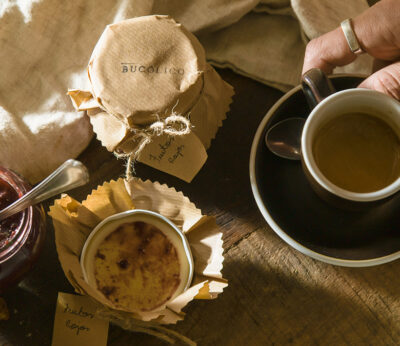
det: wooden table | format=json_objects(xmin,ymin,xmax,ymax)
[{"xmin": 1, "ymin": 69, "xmax": 399, "ymax": 346}]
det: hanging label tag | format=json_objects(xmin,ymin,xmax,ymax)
[
  {"xmin": 139, "ymin": 132, "xmax": 207, "ymax": 183},
  {"xmin": 52, "ymin": 292, "xmax": 109, "ymax": 346}
]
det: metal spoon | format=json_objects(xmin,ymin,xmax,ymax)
[
  {"xmin": 0, "ymin": 159, "xmax": 89, "ymax": 221},
  {"xmin": 265, "ymin": 69, "xmax": 336, "ymax": 160},
  {"xmin": 265, "ymin": 117, "xmax": 305, "ymax": 160}
]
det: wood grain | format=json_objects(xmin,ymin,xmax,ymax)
[{"xmin": 1, "ymin": 69, "xmax": 399, "ymax": 346}]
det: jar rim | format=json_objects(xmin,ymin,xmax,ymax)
[{"xmin": 0, "ymin": 168, "xmax": 32, "ymax": 263}]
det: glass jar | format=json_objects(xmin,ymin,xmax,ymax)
[{"xmin": 0, "ymin": 167, "xmax": 46, "ymax": 293}]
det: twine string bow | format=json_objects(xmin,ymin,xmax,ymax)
[{"xmin": 114, "ymin": 113, "xmax": 191, "ymax": 179}]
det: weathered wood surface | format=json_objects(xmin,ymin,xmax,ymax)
[{"xmin": 1, "ymin": 69, "xmax": 400, "ymax": 346}]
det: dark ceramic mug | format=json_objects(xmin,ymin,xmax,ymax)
[{"xmin": 301, "ymin": 69, "xmax": 400, "ymax": 208}]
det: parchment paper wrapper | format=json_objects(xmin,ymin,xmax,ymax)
[
  {"xmin": 48, "ymin": 178, "xmax": 227, "ymax": 325},
  {"xmin": 68, "ymin": 15, "xmax": 234, "ymax": 182}
]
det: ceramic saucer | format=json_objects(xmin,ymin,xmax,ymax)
[{"xmin": 250, "ymin": 75, "xmax": 400, "ymax": 267}]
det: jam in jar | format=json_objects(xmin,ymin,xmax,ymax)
[{"xmin": 0, "ymin": 167, "xmax": 46, "ymax": 292}]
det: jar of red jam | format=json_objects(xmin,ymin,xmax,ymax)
[{"xmin": 0, "ymin": 167, "xmax": 45, "ymax": 292}]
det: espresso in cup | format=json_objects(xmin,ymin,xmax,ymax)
[
  {"xmin": 301, "ymin": 68, "xmax": 400, "ymax": 205},
  {"xmin": 313, "ymin": 112, "xmax": 400, "ymax": 193}
]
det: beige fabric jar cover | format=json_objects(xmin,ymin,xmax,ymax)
[{"xmin": 68, "ymin": 15, "xmax": 234, "ymax": 182}]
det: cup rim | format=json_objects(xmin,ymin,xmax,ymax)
[
  {"xmin": 249, "ymin": 74, "xmax": 400, "ymax": 267},
  {"xmin": 301, "ymin": 88, "xmax": 400, "ymax": 202}
]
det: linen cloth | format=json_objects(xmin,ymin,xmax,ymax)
[{"xmin": 0, "ymin": 0, "xmax": 370, "ymax": 182}]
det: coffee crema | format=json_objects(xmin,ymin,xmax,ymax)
[{"xmin": 312, "ymin": 113, "xmax": 400, "ymax": 193}]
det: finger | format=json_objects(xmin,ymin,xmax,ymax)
[
  {"xmin": 302, "ymin": 0, "xmax": 400, "ymax": 75},
  {"xmin": 358, "ymin": 60, "xmax": 400, "ymax": 100},
  {"xmin": 353, "ymin": 0, "xmax": 400, "ymax": 61},
  {"xmin": 302, "ymin": 27, "xmax": 357, "ymax": 74}
]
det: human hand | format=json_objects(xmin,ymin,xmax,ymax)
[{"xmin": 302, "ymin": 0, "xmax": 400, "ymax": 99}]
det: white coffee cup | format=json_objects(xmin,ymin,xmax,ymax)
[{"xmin": 301, "ymin": 69, "xmax": 400, "ymax": 206}]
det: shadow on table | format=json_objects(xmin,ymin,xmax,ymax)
[
  {"xmin": 173, "ymin": 253, "xmax": 400, "ymax": 345},
  {"xmin": 336, "ymin": 260, "xmax": 400, "ymax": 300},
  {"xmin": 1, "ymin": 286, "xmax": 57, "ymax": 346}
]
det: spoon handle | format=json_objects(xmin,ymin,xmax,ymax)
[{"xmin": 0, "ymin": 159, "xmax": 89, "ymax": 221}]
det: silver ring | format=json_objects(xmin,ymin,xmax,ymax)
[{"xmin": 341, "ymin": 18, "xmax": 364, "ymax": 55}]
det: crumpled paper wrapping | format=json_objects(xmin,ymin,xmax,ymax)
[
  {"xmin": 68, "ymin": 16, "xmax": 234, "ymax": 183},
  {"xmin": 48, "ymin": 178, "xmax": 227, "ymax": 325}
]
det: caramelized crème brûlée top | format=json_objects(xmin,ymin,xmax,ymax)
[{"xmin": 94, "ymin": 221, "xmax": 181, "ymax": 312}]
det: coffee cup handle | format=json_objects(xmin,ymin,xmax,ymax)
[{"xmin": 301, "ymin": 68, "xmax": 336, "ymax": 109}]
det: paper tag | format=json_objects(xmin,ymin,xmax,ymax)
[
  {"xmin": 138, "ymin": 132, "xmax": 207, "ymax": 183},
  {"xmin": 52, "ymin": 292, "xmax": 109, "ymax": 346}
]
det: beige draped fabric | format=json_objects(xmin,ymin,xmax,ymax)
[{"xmin": 0, "ymin": 0, "xmax": 370, "ymax": 182}]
